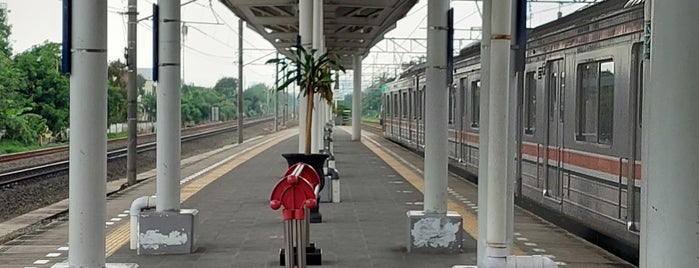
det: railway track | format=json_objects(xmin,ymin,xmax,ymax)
[{"xmin": 0, "ymin": 117, "xmax": 273, "ymax": 188}]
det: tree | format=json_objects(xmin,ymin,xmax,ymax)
[
  {"xmin": 0, "ymin": 7, "xmax": 12, "ymax": 57},
  {"xmin": 107, "ymin": 60, "xmax": 128, "ymax": 125},
  {"xmin": 243, "ymin": 83, "xmax": 270, "ymax": 117},
  {"xmin": 2, "ymin": 106, "xmax": 49, "ymax": 145},
  {"xmin": 141, "ymin": 93, "xmax": 156, "ymax": 121},
  {"xmin": 213, "ymin": 77, "xmax": 237, "ymax": 97},
  {"xmin": 13, "ymin": 42, "xmax": 69, "ymax": 133},
  {"xmin": 362, "ymin": 74, "xmax": 393, "ymax": 118}
]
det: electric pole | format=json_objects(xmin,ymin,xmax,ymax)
[
  {"xmin": 126, "ymin": 0, "xmax": 138, "ymax": 186},
  {"xmin": 237, "ymin": 18, "xmax": 244, "ymax": 144},
  {"xmin": 274, "ymin": 52, "xmax": 279, "ymax": 132}
]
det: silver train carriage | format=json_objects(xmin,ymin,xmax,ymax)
[{"xmin": 381, "ymin": 0, "xmax": 644, "ymax": 261}]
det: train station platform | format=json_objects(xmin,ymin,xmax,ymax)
[{"xmin": 0, "ymin": 126, "xmax": 634, "ymax": 268}]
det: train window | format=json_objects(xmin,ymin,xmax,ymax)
[
  {"xmin": 449, "ymin": 85, "xmax": 455, "ymax": 124},
  {"xmin": 393, "ymin": 93, "xmax": 399, "ymax": 118},
  {"xmin": 386, "ymin": 95, "xmax": 391, "ymax": 118},
  {"xmin": 524, "ymin": 72, "xmax": 537, "ymax": 135},
  {"xmin": 418, "ymin": 86, "xmax": 425, "ymax": 120},
  {"xmin": 576, "ymin": 60, "xmax": 614, "ymax": 145},
  {"xmin": 471, "ymin": 81, "xmax": 481, "ymax": 127},
  {"xmin": 411, "ymin": 89, "xmax": 416, "ymax": 119},
  {"xmin": 402, "ymin": 91, "xmax": 408, "ymax": 118}
]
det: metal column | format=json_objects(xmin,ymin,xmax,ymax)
[
  {"xmin": 126, "ymin": 0, "xmax": 138, "ymax": 186},
  {"xmin": 68, "ymin": 0, "xmax": 107, "ymax": 266},
  {"xmin": 275, "ymin": 52, "xmax": 279, "ymax": 132},
  {"xmin": 352, "ymin": 54, "xmax": 362, "ymax": 141},
  {"xmin": 641, "ymin": 1, "xmax": 699, "ymax": 267},
  {"xmin": 298, "ymin": 0, "xmax": 312, "ymax": 153},
  {"xmin": 485, "ymin": 0, "xmax": 513, "ymax": 260},
  {"xmin": 423, "ymin": 0, "xmax": 449, "ymax": 215},
  {"xmin": 477, "ymin": 0, "xmax": 492, "ymax": 265},
  {"xmin": 311, "ymin": 0, "xmax": 323, "ymax": 153},
  {"xmin": 156, "ymin": 0, "xmax": 181, "ymax": 212},
  {"xmin": 237, "ymin": 19, "xmax": 244, "ymax": 144}
]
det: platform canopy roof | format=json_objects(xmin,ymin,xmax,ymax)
[{"xmin": 220, "ymin": 0, "xmax": 419, "ymax": 69}]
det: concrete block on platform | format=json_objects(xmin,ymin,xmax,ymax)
[
  {"xmin": 52, "ymin": 263, "xmax": 139, "ymax": 268},
  {"xmin": 407, "ymin": 210, "xmax": 463, "ymax": 253},
  {"xmin": 138, "ymin": 209, "xmax": 199, "ymax": 255}
]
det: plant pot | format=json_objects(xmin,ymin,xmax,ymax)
[
  {"xmin": 281, "ymin": 153, "xmax": 329, "ymax": 191},
  {"xmin": 282, "ymin": 153, "xmax": 329, "ymax": 223}
]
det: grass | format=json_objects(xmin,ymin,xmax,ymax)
[
  {"xmin": 107, "ymin": 132, "xmax": 128, "ymax": 139},
  {"xmin": 0, "ymin": 140, "xmax": 49, "ymax": 154},
  {"xmin": 362, "ymin": 116, "xmax": 380, "ymax": 123},
  {"xmin": 0, "ymin": 132, "xmax": 128, "ymax": 155}
]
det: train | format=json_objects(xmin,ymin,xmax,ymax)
[{"xmin": 381, "ymin": 0, "xmax": 643, "ymax": 262}]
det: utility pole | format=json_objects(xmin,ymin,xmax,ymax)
[
  {"xmin": 182, "ymin": 23, "xmax": 187, "ymax": 86},
  {"xmin": 274, "ymin": 52, "xmax": 279, "ymax": 132},
  {"xmin": 126, "ymin": 0, "xmax": 138, "ymax": 186},
  {"xmin": 237, "ymin": 18, "xmax": 243, "ymax": 144}
]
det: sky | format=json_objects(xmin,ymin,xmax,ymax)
[{"xmin": 2, "ymin": 0, "xmax": 590, "ymax": 93}]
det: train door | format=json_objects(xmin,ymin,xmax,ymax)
[
  {"xmin": 459, "ymin": 77, "xmax": 468, "ymax": 162},
  {"xmin": 627, "ymin": 43, "xmax": 643, "ymax": 230},
  {"xmin": 408, "ymin": 88, "xmax": 413, "ymax": 143},
  {"xmin": 544, "ymin": 59, "xmax": 565, "ymax": 198}
]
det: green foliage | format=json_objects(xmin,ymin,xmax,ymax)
[
  {"xmin": 141, "ymin": 93, "xmax": 156, "ymax": 121},
  {"xmin": 137, "ymin": 74, "xmax": 147, "ymax": 92},
  {"xmin": 107, "ymin": 60, "xmax": 128, "ymax": 125},
  {"xmin": 213, "ymin": 77, "xmax": 237, "ymax": 97},
  {"xmin": 338, "ymin": 73, "xmax": 392, "ymax": 119},
  {"xmin": 107, "ymin": 132, "xmax": 128, "ymax": 140},
  {"xmin": 0, "ymin": 8, "xmax": 12, "ymax": 57},
  {"xmin": 2, "ymin": 106, "xmax": 49, "ymax": 145},
  {"xmin": 243, "ymin": 83, "xmax": 270, "ymax": 117},
  {"xmin": 108, "ymin": 85, "xmax": 127, "ymax": 125},
  {"xmin": 363, "ymin": 73, "xmax": 393, "ymax": 118},
  {"xmin": 12, "ymin": 42, "xmax": 69, "ymax": 133},
  {"xmin": 362, "ymin": 116, "xmax": 380, "ymax": 123},
  {"xmin": 267, "ymin": 45, "xmax": 346, "ymax": 153},
  {"xmin": 0, "ymin": 139, "xmax": 45, "ymax": 154},
  {"xmin": 334, "ymin": 103, "xmax": 349, "ymax": 114},
  {"xmin": 266, "ymin": 45, "xmax": 345, "ymax": 105}
]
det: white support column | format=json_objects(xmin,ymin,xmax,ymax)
[
  {"xmin": 156, "ymin": 0, "xmax": 181, "ymax": 212},
  {"xmin": 638, "ymin": 0, "xmax": 652, "ymax": 262},
  {"xmin": 68, "ymin": 1, "xmax": 107, "ymax": 266},
  {"xmin": 311, "ymin": 0, "xmax": 323, "ymax": 153},
  {"xmin": 641, "ymin": 1, "xmax": 699, "ymax": 267},
  {"xmin": 423, "ymin": 0, "xmax": 449, "ymax": 215},
  {"xmin": 352, "ymin": 54, "xmax": 362, "ymax": 141},
  {"xmin": 298, "ymin": 1, "xmax": 310, "ymax": 151},
  {"xmin": 298, "ymin": 0, "xmax": 312, "ymax": 153},
  {"xmin": 485, "ymin": 0, "xmax": 513, "ymax": 263},
  {"xmin": 477, "ymin": 0, "xmax": 492, "ymax": 265},
  {"xmin": 407, "ymin": 0, "xmax": 461, "ymax": 253}
]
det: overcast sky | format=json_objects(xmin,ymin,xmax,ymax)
[{"xmin": 2, "ymin": 0, "xmax": 587, "ymax": 92}]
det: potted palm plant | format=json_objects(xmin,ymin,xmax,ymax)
[
  {"xmin": 267, "ymin": 45, "xmax": 345, "ymax": 223},
  {"xmin": 268, "ymin": 45, "xmax": 345, "ymax": 154}
]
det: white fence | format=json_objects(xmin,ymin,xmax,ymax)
[{"xmin": 108, "ymin": 122, "xmax": 156, "ymax": 134}]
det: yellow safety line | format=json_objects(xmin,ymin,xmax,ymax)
[
  {"xmin": 361, "ymin": 134, "xmax": 524, "ymax": 255},
  {"xmin": 105, "ymin": 131, "xmax": 297, "ymax": 256}
]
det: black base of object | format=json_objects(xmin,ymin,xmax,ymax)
[
  {"xmin": 310, "ymin": 212, "xmax": 322, "ymax": 223},
  {"xmin": 279, "ymin": 244, "xmax": 322, "ymax": 266}
]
